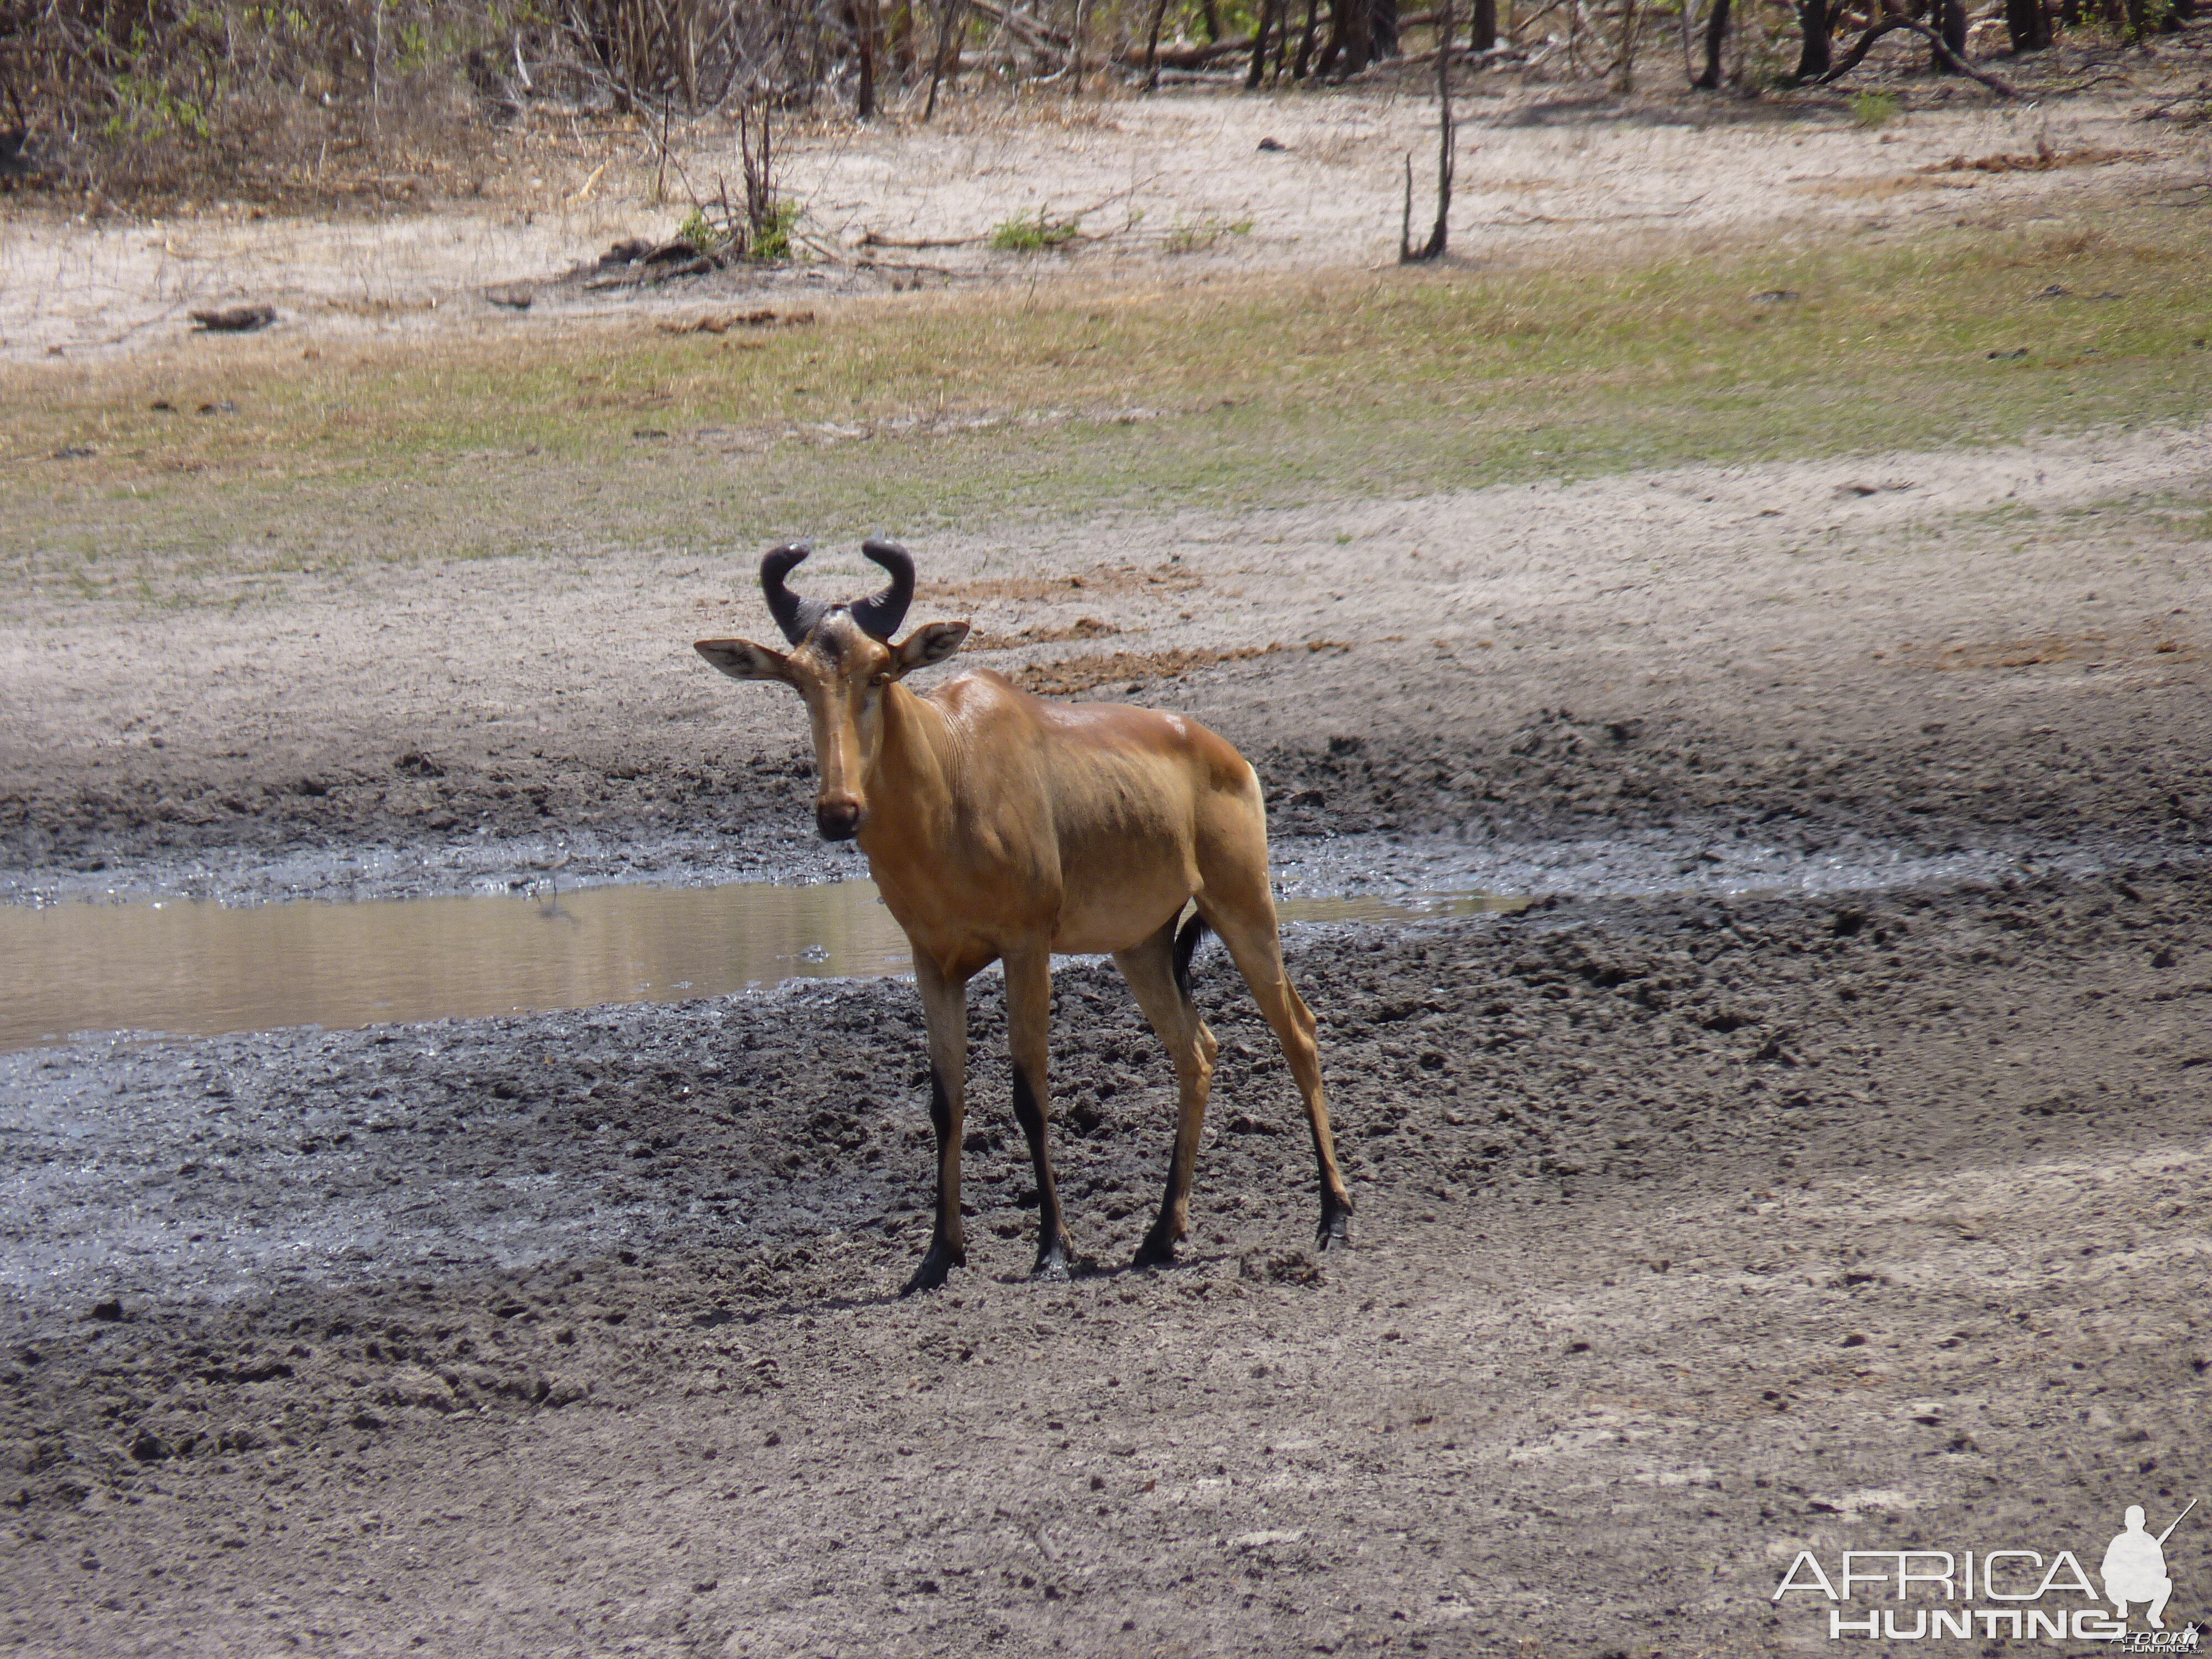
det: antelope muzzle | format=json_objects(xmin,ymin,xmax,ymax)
[{"xmin": 815, "ymin": 796, "xmax": 865, "ymax": 841}]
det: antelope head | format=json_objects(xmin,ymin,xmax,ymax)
[{"xmin": 695, "ymin": 539, "xmax": 969, "ymax": 841}]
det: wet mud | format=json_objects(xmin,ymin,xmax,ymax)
[
  {"xmin": 4, "ymin": 863, "xmax": 2210, "ymax": 1656},
  {"xmin": 7, "ymin": 822, "xmax": 2109, "ymax": 1051}
]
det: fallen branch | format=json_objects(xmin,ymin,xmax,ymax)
[
  {"xmin": 1811, "ymin": 14, "xmax": 2022, "ymax": 95},
  {"xmin": 1112, "ymin": 34, "xmax": 1258, "ymax": 65},
  {"xmin": 852, "ymin": 256, "xmax": 967, "ymax": 275},
  {"xmin": 858, "ymin": 228, "xmax": 979, "ymax": 248},
  {"xmin": 2134, "ymin": 90, "xmax": 2209, "ymax": 119},
  {"xmin": 1511, "ymin": 0, "xmax": 1571, "ymax": 31},
  {"xmin": 962, "ymin": 0, "xmax": 1071, "ymax": 48},
  {"xmin": 190, "ymin": 305, "xmax": 276, "ymax": 332},
  {"xmin": 1378, "ymin": 41, "xmax": 1527, "ymax": 67}
]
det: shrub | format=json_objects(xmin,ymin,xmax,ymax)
[
  {"xmin": 1850, "ymin": 90, "xmax": 1900, "ymax": 128},
  {"xmin": 989, "ymin": 207, "xmax": 1082, "ymax": 254}
]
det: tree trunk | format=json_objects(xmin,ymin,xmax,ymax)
[
  {"xmin": 1248, "ymin": 0, "xmax": 1277, "ymax": 83},
  {"xmin": 1402, "ymin": 0, "xmax": 1453, "ymax": 260},
  {"xmin": 925, "ymin": 0, "xmax": 964, "ymax": 116},
  {"xmin": 1473, "ymin": 0, "xmax": 1498, "ymax": 48},
  {"xmin": 1294, "ymin": 0, "xmax": 1323, "ymax": 74},
  {"xmin": 1794, "ymin": 0, "xmax": 1832, "ymax": 80},
  {"xmin": 1696, "ymin": 0, "xmax": 1730, "ymax": 84},
  {"xmin": 1931, "ymin": 0, "xmax": 1965, "ymax": 67},
  {"xmin": 1201, "ymin": 0, "xmax": 1223, "ymax": 39},
  {"xmin": 1322, "ymin": 0, "xmax": 1373, "ymax": 73},
  {"xmin": 2002, "ymin": 0, "xmax": 2048, "ymax": 49},
  {"xmin": 1142, "ymin": 0, "xmax": 1171, "ymax": 86},
  {"xmin": 678, "ymin": 0, "xmax": 700, "ymax": 111},
  {"xmin": 1373, "ymin": 0, "xmax": 1402, "ymax": 55},
  {"xmin": 1611, "ymin": 0, "xmax": 1639, "ymax": 88},
  {"xmin": 855, "ymin": 0, "xmax": 878, "ymax": 116}
]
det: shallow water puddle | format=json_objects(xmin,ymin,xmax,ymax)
[{"xmin": 0, "ymin": 880, "xmax": 1515, "ymax": 1051}]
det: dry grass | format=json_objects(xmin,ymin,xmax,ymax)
[
  {"xmin": 1010, "ymin": 640, "xmax": 1352, "ymax": 695},
  {"xmin": 2, "ymin": 205, "xmax": 2207, "ymax": 612},
  {"xmin": 1799, "ymin": 175, "xmax": 1943, "ymax": 200},
  {"xmin": 1901, "ymin": 630, "xmax": 2198, "ymax": 670},
  {"xmin": 964, "ymin": 616, "xmax": 1125, "ymax": 650},
  {"xmin": 1918, "ymin": 145, "xmax": 2158, "ymax": 175}
]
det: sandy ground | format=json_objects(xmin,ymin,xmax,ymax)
[
  {"xmin": 5, "ymin": 62, "xmax": 2210, "ymax": 364},
  {"xmin": 3, "ymin": 422, "xmax": 2206, "ymax": 901}
]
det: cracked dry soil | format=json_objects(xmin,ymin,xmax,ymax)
[{"xmin": 2, "ymin": 432, "xmax": 2210, "ymax": 1657}]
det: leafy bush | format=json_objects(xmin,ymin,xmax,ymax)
[
  {"xmin": 750, "ymin": 199, "xmax": 800, "ymax": 262},
  {"xmin": 679, "ymin": 207, "xmax": 729, "ymax": 257}
]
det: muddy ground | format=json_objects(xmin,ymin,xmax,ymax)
[
  {"xmin": 5, "ymin": 425, "xmax": 2209, "ymax": 906},
  {"xmin": 3, "ymin": 415, "xmax": 2210, "ymax": 1653},
  {"xmin": 5, "ymin": 65, "xmax": 2212, "ymax": 1658},
  {"xmin": 4, "ymin": 864, "xmax": 2211, "ymax": 1658}
]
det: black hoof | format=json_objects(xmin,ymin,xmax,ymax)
[
  {"xmin": 1132, "ymin": 1230, "xmax": 1179, "ymax": 1270},
  {"xmin": 1316, "ymin": 1206, "xmax": 1352, "ymax": 1252},
  {"xmin": 900, "ymin": 1243, "xmax": 966, "ymax": 1296}
]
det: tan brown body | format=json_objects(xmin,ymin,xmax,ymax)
[
  {"xmin": 862, "ymin": 674, "xmax": 1254, "ymax": 971},
  {"xmin": 698, "ymin": 541, "xmax": 1352, "ymax": 1292}
]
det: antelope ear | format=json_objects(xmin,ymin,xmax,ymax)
[
  {"xmin": 891, "ymin": 620, "xmax": 969, "ymax": 678},
  {"xmin": 695, "ymin": 637, "xmax": 792, "ymax": 682}
]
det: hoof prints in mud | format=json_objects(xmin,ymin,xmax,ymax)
[{"xmin": 5, "ymin": 865, "xmax": 2205, "ymax": 1313}]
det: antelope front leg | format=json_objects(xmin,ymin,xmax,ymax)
[
  {"xmin": 1005, "ymin": 945, "xmax": 1077, "ymax": 1281},
  {"xmin": 903, "ymin": 954, "xmax": 971, "ymax": 1296}
]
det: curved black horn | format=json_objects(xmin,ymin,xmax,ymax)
[
  {"xmin": 849, "ymin": 539, "xmax": 916, "ymax": 641},
  {"xmin": 760, "ymin": 542, "xmax": 826, "ymax": 645}
]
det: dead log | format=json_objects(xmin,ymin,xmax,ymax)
[
  {"xmin": 1113, "ymin": 34, "xmax": 1255, "ymax": 65},
  {"xmin": 189, "ymin": 305, "xmax": 276, "ymax": 332},
  {"xmin": 1812, "ymin": 12, "xmax": 2021, "ymax": 92}
]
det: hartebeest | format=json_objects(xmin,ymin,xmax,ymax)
[{"xmin": 696, "ymin": 540, "xmax": 1352, "ymax": 1293}]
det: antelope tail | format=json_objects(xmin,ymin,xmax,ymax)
[{"xmin": 1172, "ymin": 911, "xmax": 1208, "ymax": 1001}]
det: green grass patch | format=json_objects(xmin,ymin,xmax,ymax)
[
  {"xmin": 988, "ymin": 207, "xmax": 1084, "ymax": 253},
  {"xmin": 3, "ymin": 207, "xmax": 2208, "ymax": 611},
  {"xmin": 1850, "ymin": 90, "xmax": 1900, "ymax": 129}
]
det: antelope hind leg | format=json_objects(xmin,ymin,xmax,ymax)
[
  {"xmin": 1202, "ymin": 902, "xmax": 1354, "ymax": 1251},
  {"xmin": 1115, "ymin": 916, "xmax": 1217, "ymax": 1268}
]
